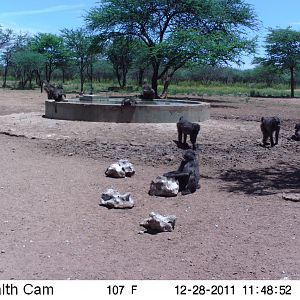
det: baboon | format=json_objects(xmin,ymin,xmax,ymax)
[
  {"xmin": 163, "ymin": 149, "xmax": 200, "ymax": 195},
  {"xmin": 177, "ymin": 116, "xmax": 200, "ymax": 150},
  {"xmin": 121, "ymin": 97, "xmax": 137, "ymax": 107},
  {"xmin": 291, "ymin": 123, "xmax": 300, "ymax": 141},
  {"xmin": 141, "ymin": 80, "xmax": 155, "ymax": 100},
  {"xmin": 260, "ymin": 116, "xmax": 281, "ymax": 147},
  {"xmin": 43, "ymin": 81, "xmax": 65, "ymax": 102}
]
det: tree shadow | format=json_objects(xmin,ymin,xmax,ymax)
[{"xmin": 219, "ymin": 162, "xmax": 300, "ymax": 196}]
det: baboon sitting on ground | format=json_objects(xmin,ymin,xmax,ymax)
[
  {"xmin": 291, "ymin": 123, "xmax": 300, "ymax": 141},
  {"xmin": 163, "ymin": 149, "xmax": 200, "ymax": 195}
]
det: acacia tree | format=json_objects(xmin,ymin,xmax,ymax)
[
  {"xmin": 30, "ymin": 33, "xmax": 66, "ymax": 82},
  {"xmin": 0, "ymin": 27, "xmax": 14, "ymax": 87},
  {"xmin": 0, "ymin": 26, "xmax": 12, "ymax": 49},
  {"xmin": 1, "ymin": 32, "xmax": 29, "ymax": 87},
  {"xmin": 106, "ymin": 36, "xmax": 138, "ymax": 87},
  {"xmin": 12, "ymin": 50, "xmax": 46, "ymax": 89},
  {"xmin": 61, "ymin": 28, "xmax": 96, "ymax": 93},
  {"xmin": 86, "ymin": 0, "xmax": 257, "ymax": 97},
  {"xmin": 255, "ymin": 27, "xmax": 300, "ymax": 98}
]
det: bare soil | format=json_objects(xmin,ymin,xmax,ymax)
[{"xmin": 0, "ymin": 89, "xmax": 299, "ymax": 280}]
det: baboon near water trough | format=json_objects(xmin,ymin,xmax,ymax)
[
  {"xmin": 163, "ymin": 149, "xmax": 200, "ymax": 195},
  {"xmin": 177, "ymin": 116, "xmax": 200, "ymax": 150},
  {"xmin": 42, "ymin": 81, "xmax": 66, "ymax": 102},
  {"xmin": 121, "ymin": 97, "xmax": 137, "ymax": 107},
  {"xmin": 141, "ymin": 80, "xmax": 155, "ymax": 100},
  {"xmin": 260, "ymin": 116, "xmax": 281, "ymax": 147}
]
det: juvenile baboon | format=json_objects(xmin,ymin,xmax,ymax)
[
  {"xmin": 291, "ymin": 123, "xmax": 300, "ymax": 141},
  {"xmin": 260, "ymin": 116, "xmax": 281, "ymax": 147},
  {"xmin": 177, "ymin": 116, "xmax": 200, "ymax": 150},
  {"xmin": 163, "ymin": 149, "xmax": 200, "ymax": 195}
]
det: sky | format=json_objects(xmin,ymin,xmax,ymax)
[
  {"xmin": 0, "ymin": 0, "xmax": 96, "ymax": 33},
  {"xmin": 1, "ymin": 0, "xmax": 300, "ymax": 68}
]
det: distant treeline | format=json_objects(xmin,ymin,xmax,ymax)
[{"xmin": 0, "ymin": 60, "xmax": 297, "ymax": 90}]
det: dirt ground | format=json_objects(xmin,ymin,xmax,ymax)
[{"xmin": 0, "ymin": 89, "xmax": 299, "ymax": 280}]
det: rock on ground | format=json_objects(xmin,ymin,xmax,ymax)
[
  {"xmin": 140, "ymin": 212, "xmax": 176, "ymax": 233},
  {"xmin": 149, "ymin": 175, "xmax": 179, "ymax": 197},
  {"xmin": 100, "ymin": 188, "xmax": 135, "ymax": 209},
  {"xmin": 105, "ymin": 159, "xmax": 135, "ymax": 178}
]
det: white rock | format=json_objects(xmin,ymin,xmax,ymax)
[
  {"xmin": 100, "ymin": 188, "xmax": 134, "ymax": 209},
  {"xmin": 118, "ymin": 159, "xmax": 135, "ymax": 177},
  {"xmin": 105, "ymin": 163, "xmax": 126, "ymax": 178},
  {"xmin": 105, "ymin": 160, "xmax": 135, "ymax": 178},
  {"xmin": 140, "ymin": 212, "xmax": 176, "ymax": 233},
  {"xmin": 149, "ymin": 176, "xmax": 179, "ymax": 197}
]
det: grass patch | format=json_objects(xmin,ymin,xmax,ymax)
[{"xmin": 1, "ymin": 77, "xmax": 299, "ymax": 98}]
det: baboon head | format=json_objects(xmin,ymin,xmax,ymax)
[{"xmin": 183, "ymin": 149, "xmax": 196, "ymax": 162}]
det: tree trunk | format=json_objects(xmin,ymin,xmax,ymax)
[
  {"xmin": 33, "ymin": 70, "xmax": 43, "ymax": 93},
  {"xmin": 290, "ymin": 67, "xmax": 295, "ymax": 98},
  {"xmin": 115, "ymin": 67, "xmax": 122, "ymax": 87},
  {"xmin": 2, "ymin": 64, "xmax": 8, "ymax": 88},
  {"xmin": 45, "ymin": 64, "xmax": 50, "ymax": 82},
  {"xmin": 29, "ymin": 73, "xmax": 33, "ymax": 89},
  {"xmin": 160, "ymin": 69, "xmax": 176, "ymax": 99},
  {"xmin": 122, "ymin": 68, "xmax": 127, "ymax": 88},
  {"xmin": 138, "ymin": 68, "xmax": 145, "ymax": 86},
  {"xmin": 151, "ymin": 64, "xmax": 160, "ymax": 98},
  {"xmin": 160, "ymin": 76, "xmax": 171, "ymax": 99},
  {"xmin": 89, "ymin": 62, "xmax": 94, "ymax": 94},
  {"xmin": 80, "ymin": 58, "xmax": 84, "ymax": 93}
]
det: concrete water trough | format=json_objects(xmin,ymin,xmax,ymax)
[{"xmin": 45, "ymin": 95, "xmax": 210, "ymax": 123}]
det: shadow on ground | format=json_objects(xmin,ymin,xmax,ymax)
[{"xmin": 219, "ymin": 162, "xmax": 300, "ymax": 196}]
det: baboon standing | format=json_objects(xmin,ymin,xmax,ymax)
[{"xmin": 260, "ymin": 116, "xmax": 281, "ymax": 147}]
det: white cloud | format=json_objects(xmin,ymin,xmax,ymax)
[
  {"xmin": 0, "ymin": 20, "xmax": 38, "ymax": 34},
  {"xmin": 0, "ymin": 4, "xmax": 84, "ymax": 18}
]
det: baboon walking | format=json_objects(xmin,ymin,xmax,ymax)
[
  {"xmin": 260, "ymin": 116, "xmax": 281, "ymax": 147},
  {"xmin": 177, "ymin": 116, "xmax": 200, "ymax": 150}
]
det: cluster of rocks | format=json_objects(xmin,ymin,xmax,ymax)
[{"xmin": 100, "ymin": 159, "xmax": 177, "ymax": 233}]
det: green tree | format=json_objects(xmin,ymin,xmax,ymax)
[
  {"xmin": 249, "ymin": 65, "xmax": 281, "ymax": 86},
  {"xmin": 30, "ymin": 33, "xmax": 66, "ymax": 82},
  {"xmin": 86, "ymin": 0, "xmax": 257, "ymax": 97},
  {"xmin": 106, "ymin": 36, "xmax": 138, "ymax": 87},
  {"xmin": 255, "ymin": 27, "xmax": 300, "ymax": 97},
  {"xmin": 0, "ymin": 26, "xmax": 13, "ymax": 49},
  {"xmin": 1, "ymin": 32, "xmax": 29, "ymax": 87},
  {"xmin": 12, "ymin": 50, "xmax": 46, "ymax": 89},
  {"xmin": 61, "ymin": 28, "xmax": 97, "ymax": 93}
]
